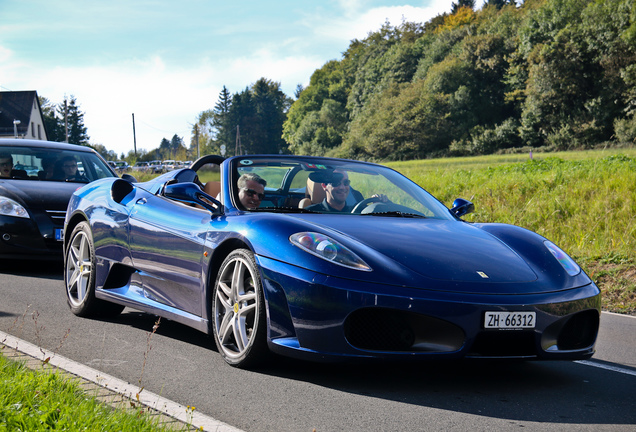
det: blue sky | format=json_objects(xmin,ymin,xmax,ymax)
[{"xmin": 1, "ymin": 0, "xmax": 459, "ymax": 156}]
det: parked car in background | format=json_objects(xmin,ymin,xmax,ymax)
[
  {"xmin": 63, "ymin": 154, "xmax": 600, "ymax": 368},
  {"xmin": 162, "ymin": 160, "xmax": 176, "ymax": 171},
  {"xmin": 114, "ymin": 161, "xmax": 130, "ymax": 173},
  {"xmin": 149, "ymin": 160, "xmax": 164, "ymax": 174},
  {"xmin": 132, "ymin": 161, "xmax": 150, "ymax": 172},
  {"xmin": 0, "ymin": 138, "xmax": 117, "ymax": 260}
]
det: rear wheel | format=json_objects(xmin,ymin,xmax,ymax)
[
  {"xmin": 212, "ymin": 249, "xmax": 268, "ymax": 368},
  {"xmin": 65, "ymin": 222, "xmax": 124, "ymax": 317}
]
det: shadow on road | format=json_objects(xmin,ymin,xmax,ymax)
[
  {"xmin": 98, "ymin": 310, "xmax": 636, "ymax": 426},
  {"xmin": 0, "ymin": 259, "xmax": 63, "ymax": 280}
]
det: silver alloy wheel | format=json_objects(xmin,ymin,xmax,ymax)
[
  {"xmin": 214, "ymin": 254, "xmax": 260, "ymax": 360},
  {"xmin": 66, "ymin": 229, "xmax": 92, "ymax": 307}
]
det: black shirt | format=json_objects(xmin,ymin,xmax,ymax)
[{"xmin": 306, "ymin": 198, "xmax": 352, "ymax": 213}]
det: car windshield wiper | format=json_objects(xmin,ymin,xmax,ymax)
[{"xmin": 359, "ymin": 211, "xmax": 427, "ymax": 218}]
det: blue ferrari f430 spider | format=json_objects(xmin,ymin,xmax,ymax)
[{"xmin": 63, "ymin": 155, "xmax": 600, "ymax": 368}]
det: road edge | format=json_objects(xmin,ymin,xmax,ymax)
[{"xmin": 0, "ymin": 330, "xmax": 243, "ymax": 432}]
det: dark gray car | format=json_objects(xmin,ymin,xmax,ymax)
[{"xmin": 0, "ymin": 139, "xmax": 117, "ymax": 260}]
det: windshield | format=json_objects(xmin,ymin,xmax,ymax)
[
  {"xmin": 0, "ymin": 145, "xmax": 115, "ymax": 183},
  {"xmin": 230, "ymin": 156, "xmax": 454, "ymax": 220}
]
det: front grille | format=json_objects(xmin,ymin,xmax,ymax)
[
  {"xmin": 344, "ymin": 308, "xmax": 465, "ymax": 353},
  {"xmin": 46, "ymin": 210, "xmax": 66, "ymax": 226}
]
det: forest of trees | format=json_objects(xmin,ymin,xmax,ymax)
[
  {"xmin": 282, "ymin": 0, "xmax": 636, "ymax": 161},
  {"xmin": 190, "ymin": 78, "xmax": 293, "ymax": 158},
  {"xmin": 42, "ymin": 0, "xmax": 635, "ymax": 164}
]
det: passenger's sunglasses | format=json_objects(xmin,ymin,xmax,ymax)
[
  {"xmin": 243, "ymin": 188, "xmax": 265, "ymax": 200},
  {"xmin": 329, "ymin": 179, "xmax": 351, "ymax": 187}
]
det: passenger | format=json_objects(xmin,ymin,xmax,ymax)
[
  {"xmin": 39, "ymin": 157, "xmax": 56, "ymax": 179},
  {"xmin": 237, "ymin": 173, "xmax": 267, "ymax": 210},
  {"xmin": 0, "ymin": 153, "xmax": 13, "ymax": 178}
]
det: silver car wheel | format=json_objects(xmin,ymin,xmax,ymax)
[
  {"xmin": 66, "ymin": 228, "xmax": 92, "ymax": 307},
  {"xmin": 213, "ymin": 250, "xmax": 265, "ymax": 364}
]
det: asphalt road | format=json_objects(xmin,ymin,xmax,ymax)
[{"xmin": 1, "ymin": 260, "xmax": 635, "ymax": 432}]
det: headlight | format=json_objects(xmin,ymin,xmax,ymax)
[
  {"xmin": 290, "ymin": 232, "xmax": 372, "ymax": 271},
  {"xmin": 0, "ymin": 197, "xmax": 29, "ymax": 218},
  {"xmin": 544, "ymin": 241, "xmax": 581, "ymax": 276}
]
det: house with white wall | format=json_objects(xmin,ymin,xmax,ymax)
[{"xmin": 0, "ymin": 90, "xmax": 48, "ymax": 140}]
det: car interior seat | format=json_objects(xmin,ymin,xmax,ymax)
[
  {"xmin": 204, "ymin": 181, "xmax": 221, "ymax": 202},
  {"xmin": 299, "ymin": 178, "xmax": 326, "ymax": 208}
]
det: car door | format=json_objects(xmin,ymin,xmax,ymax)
[{"xmin": 128, "ymin": 187, "xmax": 210, "ymax": 316}]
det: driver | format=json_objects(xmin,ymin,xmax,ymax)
[
  {"xmin": 306, "ymin": 169, "xmax": 389, "ymax": 213},
  {"xmin": 306, "ymin": 169, "xmax": 353, "ymax": 212},
  {"xmin": 59, "ymin": 156, "xmax": 86, "ymax": 181}
]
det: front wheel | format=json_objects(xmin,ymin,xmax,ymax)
[
  {"xmin": 64, "ymin": 221, "xmax": 124, "ymax": 318},
  {"xmin": 212, "ymin": 249, "xmax": 268, "ymax": 368}
]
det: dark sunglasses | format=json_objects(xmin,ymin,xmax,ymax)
[
  {"xmin": 329, "ymin": 179, "xmax": 351, "ymax": 187},
  {"xmin": 243, "ymin": 188, "xmax": 265, "ymax": 200}
]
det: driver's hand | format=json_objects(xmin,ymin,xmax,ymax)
[{"xmin": 372, "ymin": 194, "xmax": 389, "ymax": 202}]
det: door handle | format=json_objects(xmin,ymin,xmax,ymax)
[{"xmin": 135, "ymin": 198, "xmax": 147, "ymax": 205}]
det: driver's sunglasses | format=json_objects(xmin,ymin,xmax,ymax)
[
  {"xmin": 243, "ymin": 188, "xmax": 265, "ymax": 200},
  {"xmin": 329, "ymin": 179, "xmax": 351, "ymax": 187}
]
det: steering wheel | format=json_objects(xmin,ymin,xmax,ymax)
[
  {"xmin": 189, "ymin": 154, "xmax": 225, "ymax": 172},
  {"xmin": 351, "ymin": 197, "xmax": 382, "ymax": 214}
]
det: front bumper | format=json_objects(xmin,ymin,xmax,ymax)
[
  {"xmin": 0, "ymin": 214, "xmax": 64, "ymax": 260},
  {"xmin": 257, "ymin": 256, "xmax": 601, "ymax": 362}
]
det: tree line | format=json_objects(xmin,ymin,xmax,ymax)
[
  {"xmin": 283, "ymin": 0, "xmax": 636, "ymax": 161},
  {"xmin": 42, "ymin": 0, "xmax": 635, "ymax": 163}
]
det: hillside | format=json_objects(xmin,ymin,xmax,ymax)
[{"xmin": 282, "ymin": 0, "xmax": 636, "ymax": 161}]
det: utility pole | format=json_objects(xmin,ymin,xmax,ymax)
[
  {"xmin": 235, "ymin": 125, "xmax": 242, "ymax": 156},
  {"xmin": 64, "ymin": 98, "xmax": 69, "ymax": 143},
  {"xmin": 132, "ymin": 113, "xmax": 137, "ymax": 157},
  {"xmin": 194, "ymin": 124, "xmax": 199, "ymax": 159}
]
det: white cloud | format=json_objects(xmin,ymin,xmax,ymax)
[
  {"xmin": 2, "ymin": 51, "xmax": 324, "ymax": 155},
  {"xmin": 318, "ymin": 2, "xmax": 451, "ymax": 42}
]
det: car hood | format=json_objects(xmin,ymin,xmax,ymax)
[
  {"xmin": 0, "ymin": 179, "xmax": 82, "ymax": 211},
  {"xmin": 309, "ymin": 216, "xmax": 538, "ymax": 283}
]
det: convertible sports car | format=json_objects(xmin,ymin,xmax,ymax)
[
  {"xmin": 0, "ymin": 139, "xmax": 117, "ymax": 260},
  {"xmin": 63, "ymin": 154, "xmax": 600, "ymax": 368}
]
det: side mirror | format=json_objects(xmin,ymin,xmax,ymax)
[
  {"xmin": 120, "ymin": 173, "xmax": 137, "ymax": 183},
  {"xmin": 164, "ymin": 182, "xmax": 222, "ymax": 214},
  {"xmin": 450, "ymin": 198, "xmax": 475, "ymax": 218}
]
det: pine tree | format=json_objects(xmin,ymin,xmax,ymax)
[
  {"xmin": 212, "ymin": 86, "xmax": 233, "ymax": 151},
  {"xmin": 59, "ymin": 96, "xmax": 90, "ymax": 145}
]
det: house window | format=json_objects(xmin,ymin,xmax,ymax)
[
  {"xmin": 38, "ymin": 124, "xmax": 42, "ymax": 140},
  {"xmin": 31, "ymin": 122, "xmax": 35, "ymax": 137}
]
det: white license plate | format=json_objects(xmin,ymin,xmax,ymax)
[
  {"xmin": 484, "ymin": 312, "xmax": 536, "ymax": 329},
  {"xmin": 55, "ymin": 229, "xmax": 64, "ymax": 241}
]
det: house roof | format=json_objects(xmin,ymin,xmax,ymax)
[{"xmin": 0, "ymin": 90, "xmax": 40, "ymax": 136}]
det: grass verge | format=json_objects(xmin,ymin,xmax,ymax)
[{"xmin": 0, "ymin": 352, "xmax": 192, "ymax": 431}]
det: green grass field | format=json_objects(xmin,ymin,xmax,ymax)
[{"xmin": 388, "ymin": 148, "xmax": 636, "ymax": 314}]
